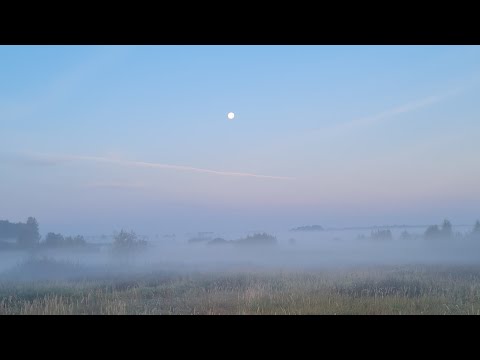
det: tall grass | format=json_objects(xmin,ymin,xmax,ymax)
[{"xmin": 2, "ymin": 265, "xmax": 480, "ymax": 314}]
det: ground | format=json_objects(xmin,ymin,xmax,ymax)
[{"xmin": 2, "ymin": 265, "xmax": 480, "ymax": 314}]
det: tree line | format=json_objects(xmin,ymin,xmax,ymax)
[
  {"xmin": 0, "ymin": 217, "xmax": 148, "ymax": 251},
  {"xmin": 0, "ymin": 217, "xmax": 86, "ymax": 249},
  {"xmin": 366, "ymin": 219, "xmax": 480, "ymax": 241},
  {"xmin": 0, "ymin": 217, "xmax": 40, "ymax": 248}
]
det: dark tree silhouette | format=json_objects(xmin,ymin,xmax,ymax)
[
  {"xmin": 470, "ymin": 220, "xmax": 480, "ymax": 240},
  {"xmin": 473, "ymin": 220, "xmax": 480, "ymax": 234},
  {"xmin": 44, "ymin": 232, "xmax": 86, "ymax": 247},
  {"xmin": 235, "ymin": 233, "xmax": 277, "ymax": 246},
  {"xmin": 441, "ymin": 219, "xmax": 453, "ymax": 239},
  {"xmin": 17, "ymin": 217, "xmax": 40, "ymax": 248},
  {"xmin": 0, "ymin": 220, "xmax": 20, "ymax": 240},
  {"xmin": 113, "ymin": 229, "xmax": 147, "ymax": 250},
  {"xmin": 66, "ymin": 235, "xmax": 86, "ymax": 246},
  {"xmin": 45, "ymin": 232, "xmax": 64, "ymax": 247},
  {"xmin": 370, "ymin": 229, "xmax": 392, "ymax": 240}
]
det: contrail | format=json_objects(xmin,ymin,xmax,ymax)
[
  {"xmin": 27, "ymin": 153, "xmax": 295, "ymax": 180},
  {"xmin": 311, "ymin": 87, "xmax": 464, "ymax": 135}
]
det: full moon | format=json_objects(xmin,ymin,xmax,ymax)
[{"xmin": 227, "ymin": 112, "xmax": 235, "ymax": 120}]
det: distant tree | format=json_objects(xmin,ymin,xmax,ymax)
[
  {"xmin": 290, "ymin": 225, "xmax": 324, "ymax": 232},
  {"xmin": 44, "ymin": 233, "xmax": 86, "ymax": 248},
  {"xmin": 400, "ymin": 230, "xmax": 411, "ymax": 240},
  {"xmin": 17, "ymin": 217, "xmax": 40, "ymax": 248},
  {"xmin": 234, "ymin": 233, "xmax": 277, "ymax": 246},
  {"xmin": 45, "ymin": 232, "xmax": 65, "ymax": 247},
  {"xmin": 469, "ymin": 220, "xmax": 480, "ymax": 240},
  {"xmin": 73, "ymin": 235, "xmax": 86, "ymax": 246},
  {"xmin": 424, "ymin": 225, "xmax": 440, "ymax": 239},
  {"xmin": 0, "ymin": 220, "xmax": 21, "ymax": 240},
  {"xmin": 64, "ymin": 235, "xmax": 86, "ymax": 247},
  {"xmin": 207, "ymin": 237, "xmax": 229, "ymax": 246},
  {"xmin": 113, "ymin": 230, "xmax": 147, "ymax": 250},
  {"xmin": 370, "ymin": 229, "xmax": 392, "ymax": 241},
  {"xmin": 473, "ymin": 221, "xmax": 480, "ymax": 234},
  {"xmin": 441, "ymin": 219, "xmax": 453, "ymax": 239}
]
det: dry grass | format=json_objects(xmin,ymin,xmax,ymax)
[{"xmin": 2, "ymin": 265, "xmax": 480, "ymax": 314}]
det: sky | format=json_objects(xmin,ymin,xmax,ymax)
[{"xmin": 1, "ymin": 45, "xmax": 480, "ymax": 235}]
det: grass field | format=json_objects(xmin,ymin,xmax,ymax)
[{"xmin": 2, "ymin": 265, "xmax": 480, "ymax": 314}]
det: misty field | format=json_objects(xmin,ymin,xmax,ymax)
[{"xmin": 2, "ymin": 265, "xmax": 480, "ymax": 314}]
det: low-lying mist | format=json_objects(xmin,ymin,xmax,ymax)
[{"xmin": 2, "ymin": 219, "xmax": 480, "ymax": 283}]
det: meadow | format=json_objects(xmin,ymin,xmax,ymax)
[{"xmin": 2, "ymin": 264, "xmax": 480, "ymax": 315}]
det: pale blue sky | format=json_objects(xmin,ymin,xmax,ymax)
[{"xmin": 1, "ymin": 45, "xmax": 480, "ymax": 234}]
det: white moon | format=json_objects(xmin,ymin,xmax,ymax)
[{"xmin": 227, "ymin": 112, "xmax": 235, "ymax": 120}]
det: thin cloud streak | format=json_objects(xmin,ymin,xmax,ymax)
[
  {"xmin": 25, "ymin": 153, "xmax": 296, "ymax": 180},
  {"xmin": 346, "ymin": 95, "xmax": 442, "ymax": 128},
  {"xmin": 83, "ymin": 182, "xmax": 147, "ymax": 189},
  {"xmin": 315, "ymin": 87, "xmax": 464, "ymax": 135}
]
